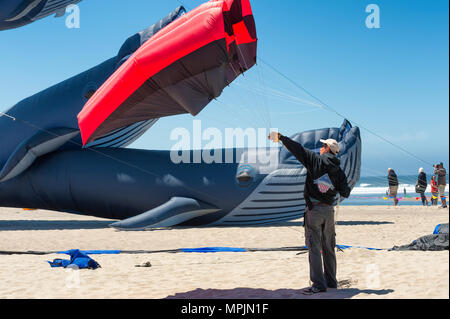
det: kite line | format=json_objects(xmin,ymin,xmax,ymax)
[{"xmin": 257, "ymin": 57, "xmax": 434, "ymax": 167}]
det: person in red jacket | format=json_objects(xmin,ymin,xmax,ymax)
[{"xmin": 430, "ymin": 175, "xmax": 438, "ymax": 206}]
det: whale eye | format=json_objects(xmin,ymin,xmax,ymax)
[
  {"xmin": 237, "ymin": 171, "xmax": 252, "ymax": 182},
  {"xmin": 82, "ymin": 82, "xmax": 98, "ymax": 100},
  {"xmin": 84, "ymin": 90, "xmax": 96, "ymax": 99},
  {"xmin": 236, "ymin": 165, "xmax": 254, "ymax": 188}
]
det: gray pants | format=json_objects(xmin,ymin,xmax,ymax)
[{"xmin": 304, "ymin": 204, "xmax": 337, "ymax": 290}]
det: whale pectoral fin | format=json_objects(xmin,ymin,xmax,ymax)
[
  {"xmin": 110, "ymin": 197, "xmax": 219, "ymax": 231},
  {"xmin": 0, "ymin": 128, "xmax": 79, "ymax": 183}
]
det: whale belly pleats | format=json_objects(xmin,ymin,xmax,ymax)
[
  {"xmin": 216, "ymin": 167, "xmax": 307, "ymax": 225},
  {"xmin": 33, "ymin": 0, "xmax": 81, "ymax": 21}
]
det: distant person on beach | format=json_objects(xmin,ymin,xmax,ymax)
[
  {"xmin": 430, "ymin": 175, "xmax": 438, "ymax": 206},
  {"xmin": 268, "ymin": 132, "xmax": 351, "ymax": 295},
  {"xmin": 434, "ymin": 163, "xmax": 447, "ymax": 208},
  {"xmin": 416, "ymin": 168, "xmax": 428, "ymax": 206},
  {"xmin": 387, "ymin": 168, "xmax": 399, "ymax": 206}
]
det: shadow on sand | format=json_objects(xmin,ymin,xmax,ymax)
[
  {"xmin": 165, "ymin": 287, "xmax": 395, "ymax": 299},
  {"xmin": 0, "ymin": 219, "xmax": 394, "ymax": 231},
  {"xmin": 336, "ymin": 221, "xmax": 394, "ymax": 226},
  {"xmin": 0, "ymin": 220, "xmax": 303, "ymax": 231},
  {"xmin": 0, "ymin": 220, "xmax": 112, "ymax": 231}
]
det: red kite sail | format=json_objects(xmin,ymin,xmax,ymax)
[{"xmin": 78, "ymin": 0, "xmax": 257, "ymax": 145}]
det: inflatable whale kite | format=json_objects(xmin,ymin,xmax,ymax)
[
  {"xmin": 0, "ymin": 0, "xmax": 361, "ymax": 230},
  {"xmin": 0, "ymin": 0, "xmax": 82, "ymax": 31}
]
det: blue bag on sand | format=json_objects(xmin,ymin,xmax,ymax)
[
  {"xmin": 48, "ymin": 249, "xmax": 101, "ymax": 269},
  {"xmin": 433, "ymin": 224, "xmax": 441, "ymax": 235}
]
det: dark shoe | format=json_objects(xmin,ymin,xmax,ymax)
[{"xmin": 301, "ymin": 286, "xmax": 327, "ymax": 295}]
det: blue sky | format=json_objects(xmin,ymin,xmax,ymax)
[{"xmin": 0, "ymin": 0, "xmax": 448, "ymax": 177}]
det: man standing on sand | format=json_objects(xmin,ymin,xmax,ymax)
[
  {"xmin": 268, "ymin": 132, "xmax": 351, "ymax": 295},
  {"xmin": 417, "ymin": 168, "xmax": 428, "ymax": 206},
  {"xmin": 387, "ymin": 168, "xmax": 399, "ymax": 206},
  {"xmin": 434, "ymin": 163, "xmax": 447, "ymax": 208}
]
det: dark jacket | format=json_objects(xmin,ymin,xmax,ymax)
[
  {"xmin": 434, "ymin": 167, "xmax": 447, "ymax": 186},
  {"xmin": 388, "ymin": 170, "xmax": 398, "ymax": 186},
  {"xmin": 279, "ymin": 135, "xmax": 351, "ymax": 210},
  {"xmin": 417, "ymin": 172, "xmax": 427, "ymax": 191}
]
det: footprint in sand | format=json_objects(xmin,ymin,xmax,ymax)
[{"xmin": 338, "ymin": 279, "xmax": 358, "ymax": 289}]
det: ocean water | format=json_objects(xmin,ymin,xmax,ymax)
[{"xmin": 342, "ymin": 175, "xmax": 449, "ymax": 206}]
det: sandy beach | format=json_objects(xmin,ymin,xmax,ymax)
[{"xmin": 0, "ymin": 205, "xmax": 448, "ymax": 299}]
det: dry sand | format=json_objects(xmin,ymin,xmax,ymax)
[{"xmin": 0, "ymin": 205, "xmax": 448, "ymax": 299}]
